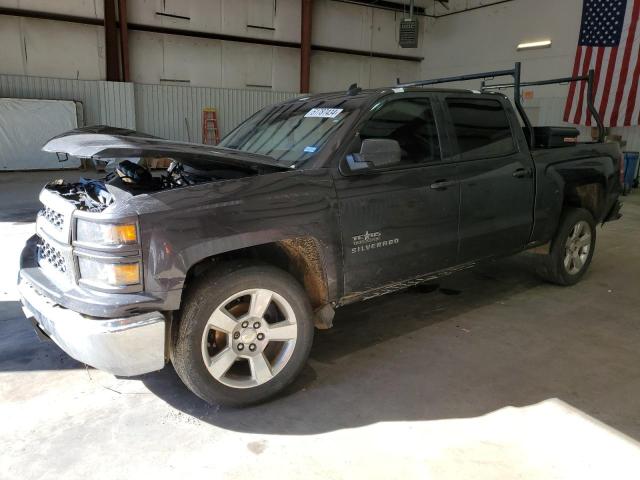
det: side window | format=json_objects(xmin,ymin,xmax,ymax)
[
  {"xmin": 357, "ymin": 97, "xmax": 441, "ymax": 166},
  {"xmin": 446, "ymin": 98, "xmax": 515, "ymax": 159}
]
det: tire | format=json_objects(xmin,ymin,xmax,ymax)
[
  {"xmin": 171, "ymin": 262, "xmax": 314, "ymax": 407},
  {"xmin": 539, "ymin": 207, "xmax": 596, "ymax": 286}
]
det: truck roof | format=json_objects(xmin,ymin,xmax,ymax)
[{"xmin": 285, "ymin": 87, "xmax": 505, "ymax": 109}]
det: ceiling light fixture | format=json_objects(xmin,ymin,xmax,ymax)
[{"xmin": 517, "ymin": 40, "xmax": 552, "ymax": 51}]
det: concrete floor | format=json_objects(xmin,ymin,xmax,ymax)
[{"xmin": 1, "ymin": 171, "xmax": 640, "ymax": 479}]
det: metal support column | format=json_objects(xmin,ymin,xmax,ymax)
[
  {"xmin": 118, "ymin": 0, "xmax": 130, "ymax": 82},
  {"xmin": 104, "ymin": 0, "xmax": 120, "ymax": 81},
  {"xmin": 300, "ymin": 0, "xmax": 312, "ymax": 93}
]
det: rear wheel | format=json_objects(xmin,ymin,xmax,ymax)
[
  {"xmin": 539, "ymin": 207, "xmax": 596, "ymax": 286},
  {"xmin": 172, "ymin": 263, "xmax": 314, "ymax": 406}
]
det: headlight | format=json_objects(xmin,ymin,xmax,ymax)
[
  {"xmin": 78, "ymin": 257, "xmax": 141, "ymax": 287},
  {"xmin": 76, "ymin": 219, "xmax": 138, "ymax": 246}
]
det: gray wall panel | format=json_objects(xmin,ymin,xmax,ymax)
[
  {"xmin": 3, "ymin": 73, "xmax": 636, "ymax": 153},
  {"xmin": 1, "ymin": 74, "xmax": 298, "ymax": 155},
  {"xmin": 0, "ymin": 74, "xmax": 136, "ymax": 129},
  {"xmin": 133, "ymin": 83, "xmax": 298, "ymax": 142}
]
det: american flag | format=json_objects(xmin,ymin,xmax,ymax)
[{"xmin": 564, "ymin": 0, "xmax": 640, "ymax": 127}]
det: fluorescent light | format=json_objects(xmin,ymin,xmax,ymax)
[{"xmin": 517, "ymin": 40, "xmax": 552, "ymax": 51}]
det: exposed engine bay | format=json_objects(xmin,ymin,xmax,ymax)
[
  {"xmin": 111, "ymin": 158, "xmax": 252, "ymax": 190},
  {"xmin": 45, "ymin": 177, "xmax": 115, "ymax": 212},
  {"xmin": 45, "ymin": 158, "xmax": 266, "ymax": 212},
  {"xmin": 40, "ymin": 126, "xmax": 292, "ymax": 211}
]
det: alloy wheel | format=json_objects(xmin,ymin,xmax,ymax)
[
  {"xmin": 200, "ymin": 288, "xmax": 298, "ymax": 389},
  {"xmin": 563, "ymin": 220, "xmax": 592, "ymax": 275}
]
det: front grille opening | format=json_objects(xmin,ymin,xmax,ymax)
[
  {"xmin": 39, "ymin": 207, "xmax": 65, "ymax": 231},
  {"xmin": 38, "ymin": 239, "xmax": 67, "ymax": 274}
]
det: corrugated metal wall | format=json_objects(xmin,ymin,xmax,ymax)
[
  {"xmin": 0, "ymin": 74, "xmax": 298, "ymax": 145},
  {"xmin": 0, "ymin": 74, "xmax": 136, "ymax": 129},
  {"xmin": 97, "ymin": 81, "xmax": 136, "ymax": 129},
  {"xmin": 1, "ymin": 74, "xmax": 637, "ymax": 152},
  {"xmin": 134, "ymin": 83, "xmax": 298, "ymax": 142}
]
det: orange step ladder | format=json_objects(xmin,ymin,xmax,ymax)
[{"xmin": 202, "ymin": 108, "xmax": 220, "ymax": 145}]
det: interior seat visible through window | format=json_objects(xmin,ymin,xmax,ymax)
[{"xmin": 357, "ymin": 97, "xmax": 441, "ymax": 166}]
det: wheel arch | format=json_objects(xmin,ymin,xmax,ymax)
[
  {"xmin": 551, "ymin": 158, "xmax": 613, "ymax": 222},
  {"xmin": 180, "ymin": 236, "xmax": 331, "ymax": 311},
  {"xmin": 562, "ymin": 180, "xmax": 606, "ymax": 221}
]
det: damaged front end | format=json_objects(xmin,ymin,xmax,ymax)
[
  {"xmin": 18, "ymin": 125, "xmax": 294, "ymax": 375},
  {"xmin": 43, "ymin": 126, "xmax": 289, "ymax": 199},
  {"xmin": 36, "ymin": 126, "xmax": 291, "ymax": 215},
  {"xmin": 18, "ymin": 176, "xmax": 165, "ymax": 378},
  {"xmin": 36, "ymin": 125, "xmax": 291, "ymax": 214},
  {"xmin": 21, "ymin": 125, "xmax": 291, "ymax": 313},
  {"xmin": 45, "ymin": 177, "xmax": 115, "ymax": 212}
]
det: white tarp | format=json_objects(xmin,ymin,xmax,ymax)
[{"xmin": 0, "ymin": 98, "xmax": 80, "ymax": 170}]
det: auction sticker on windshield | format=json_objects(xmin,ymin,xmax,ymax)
[{"xmin": 304, "ymin": 108, "xmax": 344, "ymax": 118}]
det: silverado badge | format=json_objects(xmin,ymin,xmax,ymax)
[{"xmin": 352, "ymin": 230, "xmax": 399, "ymax": 254}]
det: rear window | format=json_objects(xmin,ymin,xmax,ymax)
[{"xmin": 446, "ymin": 98, "xmax": 515, "ymax": 158}]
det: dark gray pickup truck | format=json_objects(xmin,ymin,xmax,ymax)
[{"xmin": 19, "ymin": 65, "xmax": 623, "ymax": 405}]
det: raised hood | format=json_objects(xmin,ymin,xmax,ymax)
[{"xmin": 43, "ymin": 126, "xmax": 290, "ymax": 172}]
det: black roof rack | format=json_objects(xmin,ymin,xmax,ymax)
[{"xmin": 397, "ymin": 62, "xmax": 605, "ymax": 145}]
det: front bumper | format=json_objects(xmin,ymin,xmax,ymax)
[{"xmin": 19, "ymin": 277, "xmax": 166, "ymax": 376}]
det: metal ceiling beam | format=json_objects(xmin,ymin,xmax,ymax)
[
  {"xmin": 331, "ymin": 0, "xmax": 434, "ymax": 17},
  {"xmin": 330, "ymin": 0, "xmax": 516, "ymax": 18},
  {"xmin": 0, "ymin": 7, "xmax": 103, "ymax": 25},
  {"xmin": 0, "ymin": 7, "xmax": 423, "ymax": 64},
  {"xmin": 434, "ymin": 0, "xmax": 515, "ymax": 18}
]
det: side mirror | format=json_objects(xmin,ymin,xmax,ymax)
[{"xmin": 345, "ymin": 138, "xmax": 401, "ymax": 173}]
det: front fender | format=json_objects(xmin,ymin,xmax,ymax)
[{"xmin": 138, "ymin": 169, "xmax": 342, "ymax": 310}]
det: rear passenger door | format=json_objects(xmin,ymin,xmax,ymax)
[{"xmin": 445, "ymin": 96, "xmax": 535, "ymax": 262}]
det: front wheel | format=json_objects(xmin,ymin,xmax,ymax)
[
  {"xmin": 171, "ymin": 263, "xmax": 314, "ymax": 406},
  {"xmin": 540, "ymin": 207, "xmax": 596, "ymax": 286}
]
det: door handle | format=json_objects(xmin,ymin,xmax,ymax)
[
  {"xmin": 513, "ymin": 167, "xmax": 532, "ymax": 178},
  {"xmin": 430, "ymin": 179, "xmax": 457, "ymax": 190}
]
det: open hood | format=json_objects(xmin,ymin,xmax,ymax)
[{"xmin": 43, "ymin": 126, "xmax": 291, "ymax": 172}]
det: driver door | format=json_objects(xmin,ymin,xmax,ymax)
[{"xmin": 333, "ymin": 94, "xmax": 460, "ymax": 295}]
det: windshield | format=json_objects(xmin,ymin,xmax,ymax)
[{"xmin": 219, "ymin": 100, "xmax": 355, "ymax": 167}]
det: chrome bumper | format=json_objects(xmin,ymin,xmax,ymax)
[{"xmin": 19, "ymin": 278, "xmax": 166, "ymax": 377}]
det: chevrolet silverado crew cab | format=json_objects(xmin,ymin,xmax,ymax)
[{"xmin": 19, "ymin": 64, "xmax": 623, "ymax": 406}]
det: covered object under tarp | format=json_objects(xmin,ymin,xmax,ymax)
[{"xmin": 0, "ymin": 98, "xmax": 80, "ymax": 170}]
